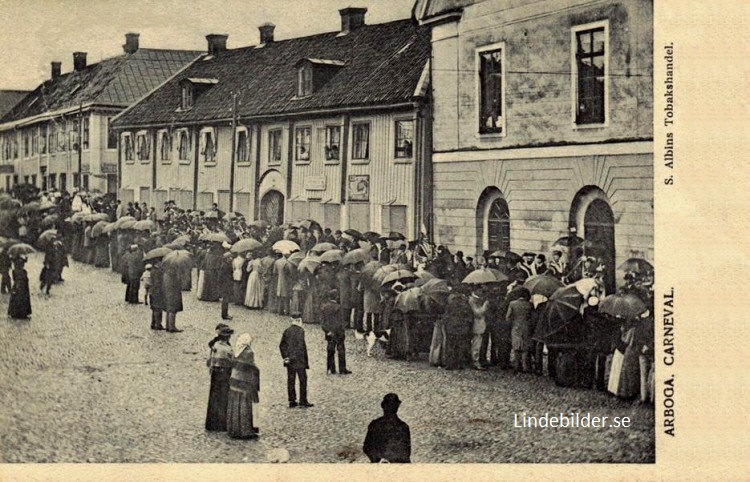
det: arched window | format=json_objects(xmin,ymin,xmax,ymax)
[
  {"xmin": 570, "ymin": 186, "xmax": 616, "ymax": 294},
  {"xmin": 487, "ymin": 197, "xmax": 510, "ymax": 253},
  {"xmin": 260, "ymin": 190, "xmax": 284, "ymax": 226}
]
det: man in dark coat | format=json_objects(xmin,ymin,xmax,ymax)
[
  {"xmin": 279, "ymin": 317, "xmax": 313, "ymax": 408},
  {"xmin": 320, "ymin": 289, "xmax": 351, "ymax": 375},
  {"xmin": 149, "ymin": 261, "xmax": 165, "ymax": 330},
  {"xmin": 363, "ymin": 393, "xmax": 411, "ymax": 463},
  {"xmin": 337, "ymin": 265, "xmax": 352, "ymax": 329},
  {"xmin": 121, "ymin": 244, "xmax": 144, "ymax": 303}
]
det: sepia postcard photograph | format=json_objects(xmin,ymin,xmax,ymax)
[{"xmin": 0, "ymin": 0, "xmax": 747, "ymax": 480}]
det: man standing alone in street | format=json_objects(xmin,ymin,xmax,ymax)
[
  {"xmin": 320, "ymin": 289, "xmax": 351, "ymax": 375},
  {"xmin": 279, "ymin": 317, "xmax": 314, "ymax": 408},
  {"xmin": 363, "ymin": 393, "xmax": 411, "ymax": 463}
]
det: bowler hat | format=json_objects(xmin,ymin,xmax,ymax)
[
  {"xmin": 381, "ymin": 393, "xmax": 401, "ymax": 410},
  {"xmin": 218, "ymin": 326, "xmax": 234, "ymax": 336}
]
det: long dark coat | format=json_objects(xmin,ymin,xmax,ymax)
[
  {"xmin": 149, "ymin": 265, "xmax": 166, "ymax": 312},
  {"xmin": 279, "ymin": 324, "xmax": 309, "ymax": 370},
  {"xmin": 163, "ymin": 265, "xmax": 184, "ymax": 313},
  {"xmin": 337, "ymin": 269, "xmax": 352, "ymax": 310},
  {"xmin": 363, "ymin": 414, "xmax": 411, "ymax": 463},
  {"xmin": 8, "ymin": 267, "xmax": 31, "ymax": 319}
]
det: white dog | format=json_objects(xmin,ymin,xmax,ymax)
[{"xmin": 365, "ymin": 329, "xmax": 391, "ymax": 357}]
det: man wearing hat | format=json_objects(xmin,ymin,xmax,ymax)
[
  {"xmin": 363, "ymin": 393, "xmax": 411, "ymax": 463},
  {"xmin": 516, "ymin": 252, "xmax": 537, "ymax": 280},
  {"xmin": 279, "ymin": 317, "xmax": 314, "ymax": 408},
  {"xmin": 547, "ymin": 250, "xmax": 567, "ymax": 281},
  {"xmin": 320, "ymin": 289, "xmax": 351, "ymax": 375}
]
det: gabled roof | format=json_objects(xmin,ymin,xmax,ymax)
[
  {"xmin": 0, "ymin": 90, "xmax": 29, "ymax": 118},
  {"xmin": 113, "ymin": 19, "xmax": 431, "ymax": 128},
  {"xmin": 0, "ymin": 48, "xmax": 202, "ymax": 126}
]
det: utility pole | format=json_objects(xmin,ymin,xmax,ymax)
[{"xmin": 228, "ymin": 92, "xmax": 238, "ymax": 213}]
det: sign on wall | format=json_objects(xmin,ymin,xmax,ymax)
[
  {"xmin": 348, "ymin": 174, "xmax": 369, "ymax": 202},
  {"xmin": 304, "ymin": 175, "xmax": 326, "ymax": 191}
]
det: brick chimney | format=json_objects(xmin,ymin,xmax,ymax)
[
  {"xmin": 206, "ymin": 34, "xmax": 228, "ymax": 55},
  {"xmin": 123, "ymin": 33, "xmax": 140, "ymax": 54},
  {"xmin": 259, "ymin": 23, "xmax": 275, "ymax": 44},
  {"xmin": 339, "ymin": 7, "xmax": 367, "ymax": 32},
  {"xmin": 73, "ymin": 52, "xmax": 87, "ymax": 71},
  {"xmin": 51, "ymin": 61, "xmax": 62, "ymax": 80}
]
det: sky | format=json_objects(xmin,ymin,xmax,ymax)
[{"xmin": 0, "ymin": 0, "xmax": 417, "ymax": 91}]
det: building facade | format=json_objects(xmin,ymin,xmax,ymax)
[
  {"xmin": 113, "ymin": 9, "xmax": 432, "ymax": 239},
  {"xmin": 0, "ymin": 34, "xmax": 200, "ymax": 194},
  {"xmin": 417, "ymin": 0, "xmax": 653, "ymax": 290}
]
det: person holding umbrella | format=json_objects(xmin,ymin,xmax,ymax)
[
  {"xmin": 39, "ymin": 236, "xmax": 57, "ymax": 295},
  {"xmin": 162, "ymin": 250, "xmax": 189, "ymax": 333},
  {"xmin": 0, "ymin": 247, "xmax": 11, "ymax": 294},
  {"xmin": 121, "ymin": 244, "xmax": 144, "ymax": 304},
  {"xmin": 468, "ymin": 287, "xmax": 489, "ymax": 370},
  {"xmin": 507, "ymin": 287, "xmax": 533, "ymax": 372},
  {"xmin": 7, "ymin": 255, "xmax": 31, "ymax": 319}
]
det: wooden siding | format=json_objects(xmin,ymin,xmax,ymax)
[{"xmin": 432, "ymin": 151, "xmax": 653, "ymax": 277}]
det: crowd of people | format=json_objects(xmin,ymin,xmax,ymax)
[{"xmin": 2, "ymin": 188, "xmax": 654, "ymax": 456}]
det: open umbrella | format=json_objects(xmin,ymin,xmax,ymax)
[
  {"xmin": 298, "ymin": 256, "xmax": 321, "ymax": 274},
  {"xmin": 39, "ymin": 201, "xmax": 56, "ymax": 211},
  {"xmin": 90, "ymin": 213, "xmax": 110, "ymax": 222},
  {"xmin": 319, "ymin": 249, "xmax": 344, "ymax": 263},
  {"xmin": 343, "ymin": 229, "xmax": 364, "ymax": 240},
  {"xmin": 250, "ymin": 219, "xmax": 269, "ymax": 229},
  {"xmin": 168, "ymin": 234, "xmax": 190, "ymax": 247},
  {"xmin": 462, "ymin": 268, "xmax": 499, "ymax": 285},
  {"xmin": 272, "ymin": 239, "xmax": 300, "ymax": 255},
  {"xmin": 617, "ymin": 258, "xmax": 654, "ymax": 274},
  {"xmin": 342, "ymin": 248, "xmax": 371, "ymax": 266},
  {"xmin": 36, "ymin": 229, "xmax": 58, "ymax": 248},
  {"xmin": 287, "ymin": 251, "xmax": 306, "ymax": 267},
  {"xmin": 363, "ymin": 231, "xmax": 381, "ymax": 242},
  {"xmin": 309, "ymin": 242, "xmax": 338, "ymax": 254},
  {"xmin": 91, "ymin": 220, "xmax": 110, "ymax": 238},
  {"xmin": 226, "ymin": 211, "xmax": 245, "ymax": 220},
  {"xmin": 386, "ymin": 231, "xmax": 406, "ymax": 241},
  {"xmin": 161, "ymin": 249, "xmax": 194, "ymax": 274},
  {"xmin": 204, "ymin": 211, "xmax": 222, "ymax": 220},
  {"xmin": 118, "ymin": 219, "xmax": 137, "ymax": 230},
  {"xmin": 359, "ymin": 260, "xmax": 381, "ymax": 287},
  {"xmin": 144, "ymin": 246, "xmax": 173, "ymax": 261},
  {"xmin": 524, "ymin": 274, "xmax": 564, "ymax": 298},
  {"xmin": 415, "ymin": 270, "xmax": 436, "ymax": 281},
  {"xmin": 231, "ymin": 238, "xmax": 263, "ymax": 254},
  {"xmin": 552, "ymin": 234, "xmax": 585, "ymax": 248},
  {"xmin": 417, "ymin": 278, "xmax": 451, "ymax": 305},
  {"xmin": 133, "ymin": 220, "xmax": 156, "ymax": 231},
  {"xmin": 70, "ymin": 212, "xmax": 87, "ymax": 223},
  {"xmin": 394, "ymin": 288, "xmax": 422, "ymax": 313},
  {"xmin": 22, "ymin": 201, "xmax": 41, "ymax": 212},
  {"xmin": 8, "ymin": 243, "xmax": 35, "ymax": 257},
  {"xmin": 489, "ymin": 250, "xmax": 522, "ymax": 265},
  {"xmin": 599, "ymin": 293, "xmax": 648, "ymax": 320},
  {"xmin": 201, "ymin": 232, "xmax": 231, "ymax": 244},
  {"xmin": 487, "ymin": 268, "xmax": 509, "ymax": 282},
  {"xmin": 41, "ymin": 214, "xmax": 59, "ymax": 229},
  {"xmin": 381, "ymin": 269, "xmax": 418, "ymax": 287},
  {"xmin": 114, "ymin": 216, "xmax": 136, "ymax": 229},
  {"xmin": 102, "ymin": 223, "xmax": 117, "ymax": 235}
]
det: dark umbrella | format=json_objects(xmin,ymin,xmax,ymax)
[
  {"xmin": 363, "ymin": 231, "xmax": 381, "ymax": 242},
  {"xmin": 393, "ymin": 288, "xmax": 421, "ymax": 313},
  {"xmin": 161, "ymin": 250, "xmax": 194, "ymax": 273},
  {"xmin": 342, "ymin": 248, "xmax": 371, "ymax": 266},
  {"xmin": 617, "ymin": 258, "xmax": 654, "ymax": 274},
  {"xmin": 536, "ymin": 286, "xmax": 585, "ymax": 342},
  {"xmin": 8, "ymin": 243, "xmax": 35, "ymax": 257},
  {"xmin": 489, "ymin": 250, "xmax": 522, "ymax": 265},
  {"xmin": 552, "ymin": 234, "xmax": 585, "ymax": 248},
  {"xmin": 523, "ymin": 274, "xmax": 564, "ymax": 298},
  {"xmin": 599, "ymin": 293, "xmax": 648, "ymax": 320},
  {"xmin": 36, "ymin": 229, "xmax": 58, "ymax": 248},
  {"xmin": 386, "ymin": 231, "xmax": 406, "ymax": 241},
  {"xmin": 343, "ymin": 229, "xmax": 364, "ymax": 240},
  {"xmin": 144, "ymin": 247, "xmax": 173, "ymax": 262}
]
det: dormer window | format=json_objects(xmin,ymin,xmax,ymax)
[
  {"xmin": 294, "ymin": 58, "xmax": 344, "ymax": 98},
  {"xmin": 180, "ymin": 78, "xmax": 219, "ymax": 110}
]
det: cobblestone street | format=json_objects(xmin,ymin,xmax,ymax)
[{"xmin": 0, "ymin": 255, "xmax": 654, "ymax": 463}]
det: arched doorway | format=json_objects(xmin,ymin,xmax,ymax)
[
  {"xmin": 570, "ymin": 187, "xmax": 616, "ymax": 294},
  {"xmin": 260, "ymin": 190, "xmax": 284, "ymax": 226},
  {"xmin": 477, "ymin": 187, "xmax": 510, "ymax": 255}
]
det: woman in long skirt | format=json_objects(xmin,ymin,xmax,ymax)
[
  {"xmin": 244, "ymin": 257, "xmax": 265, "ymax": 308},
  {"xmin": 205, "ymin": 326, "xmax": 234, "ymax": 431},
  {"xmin": 8, "ymin": 257, "xmax": 31, "ymax": 319},
  {"xmin": 95, "ymin": 235, "xmax": 110, "ymax": 268},
  {"xmin": 227, "ymin": 333, "xmax": 260, "ymax": 439}
]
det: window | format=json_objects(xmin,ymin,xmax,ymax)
[
  {"xmin": 58, "ymin": 123, "xmax": 67, "ymax": 151},
  {"xmin": 268, "ymin": 129, "xmax": 283, "ymax": 164},
  {"xmin": 12, "ymin": 133, "xmax": 18, "ymax": 158},
  {"xmin": 73, "ymin": 173, "xmax": 80, "ymax": 189},
  {"xmin": 394, "ymin": 120, "xmax": 414, "ymax": 159},
  {"xmin": 573, "ymin": 22, "xmax": 608, "ymax": 126},
  {"xmin": 136, "ymin": 131, "xmax": 151, "ymax": 161},
  {"xmin": 325, "ymin": 126, "xmax": 340, "ymax": 161},
  {"xmin": 59, "ymin": 173, "xmax": 67, "ymax": 191},
  {"xmin": 178, "ymin": 130, "xmax": 190, "ymax": 161},
  {"xmin": 70, "ymin": 120, "xmax": 80, "ymax": 151},
  {"xmin": 41, "ymin": 125, "xmax": 47, "ymax": 154},
  {"xmin": 477, "ymin": 44, "xmax": 505, "ymax": 135},
  {"xmin": 159, "ymin": 130, "xmax": 171, "ymax": 162},
  {"xmin": 352, "ymin": 123, "xmax": 369, "ymax": 160},
  {"xmin": 107, "ymin": 117, "xmax": 118, "ymax": 149},
  {"xmin": 200, "ymin": 128, "xmax": 217, "ymax": 164},
  {"xmin": 49, "ymin": 123, "xmax": 56, "ymax": 153},
  {"xmin": 49, "ymin": 173, "xmax": 56, "ymax": 189},
  {"xmin": 297, "ymin": 65, "xmax": 313, "ymax": 97},
  {"xmin": 236, "ymin": 128, "xmax": 250, "ymax": 163},
  {"xmin": 295, "ymin": 126, "xmax": 311, "ymax": 161},
  {"xmin": 23, "ymin": 132, "xmax": 29, "ymax": 158},
  {"xmin": 82, "ymin": 117, "xmax": 90, "ymax": 150},
  {"xmin": 31, "ymin": 129, "xmax": 38, "ymax": 156},
  {"xmin": 123, "ymin": 133, "xmax": 134, "ymax": 162},
  {"xmin": 181, "ymin": 84, "xmax": 194, "ymax": 110}
]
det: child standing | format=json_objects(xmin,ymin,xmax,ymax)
[{"xmin": 141, "ymin": 264, "xmax": 152, "ymax": 306}]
